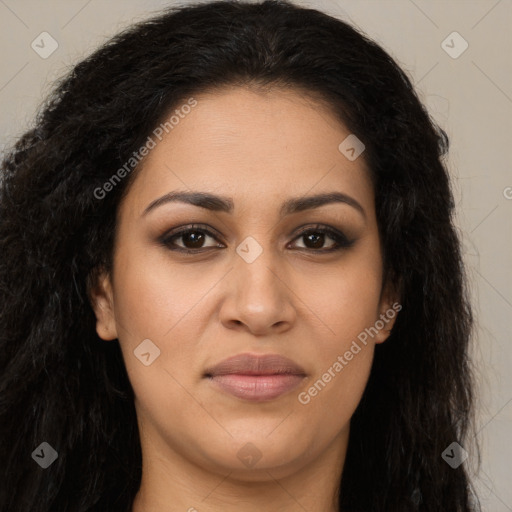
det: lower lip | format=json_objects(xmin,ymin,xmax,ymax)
[{"xmin": 207, "ymin": 374, "xmax": 305, "ymax": 401}]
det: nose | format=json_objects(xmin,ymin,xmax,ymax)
[{"xmin": 219, "ymin": 244, "xmax": 297, "ymax": 337}]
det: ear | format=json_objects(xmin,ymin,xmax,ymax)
[
  {"xmin": 374, "ymin": 278, "xmax": 401, "ymax": 344},
  {"xmin": 87, "ymin": 269, "xmax": 118, "ymax": 341}
]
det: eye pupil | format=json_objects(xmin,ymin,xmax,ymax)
[
  {"xmin": 304, "ymin": 232, "xmax": 325, "ymax": 249},
  {"xmin": 183, "ymin": 231, "xmax": 205, "ymax": 248}
]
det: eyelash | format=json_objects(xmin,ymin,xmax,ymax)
[{"xmin": 159, "ymin": 223, "xmax": 354, "ymax": 254}]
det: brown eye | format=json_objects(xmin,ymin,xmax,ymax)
[
  {"xmin": 300, "ymin": 231, "xmax": 330, "ymax": 249},
  {"xmin": 160, "ymin": 224, "xmax": 223, "ymax": 253},
  {"xmin": 178, "ymin": 230, "xmax": 207, "ymax": 249},
  {"xmin": 160, "ymin": 223, "xmax": 354, "ymax": 255},
  {"xmin": 290, "ymin": 225, "xmax": 353, "ymax": 252}
]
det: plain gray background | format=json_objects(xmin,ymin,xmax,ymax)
[{"xmin": 1, "ymin": 0, "xmax": 511, "ymax": 510}]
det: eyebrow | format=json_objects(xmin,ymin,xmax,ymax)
[{"xmin": 142, "ymin": 190, "xmax": 366, "ymax": 219}]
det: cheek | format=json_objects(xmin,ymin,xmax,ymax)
[
  {"xmin": 296, "ymin": 342, "xmax": 373, "ymax": 441},
  {"xmin": 295, "ymin": 270, "xmax": 380, "ymax": 424},
  {"xmin": 111, "ymin": 255, "xmax": 203, "ymax": 424},
  {"xmin": 295, "ymin": 245, "xmax": 382, "ymax": 412},
  {"xmin": 302, "ymin": 247, "xmax": 383, "ymax": 341},
  {"xmin": 111, "ymin": 244, "xmax": 212, "ymax": 339}
]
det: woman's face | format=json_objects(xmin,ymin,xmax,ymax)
[{"xmin": 91, "ymin": 86, "xmax": 397, "ymax": 481}]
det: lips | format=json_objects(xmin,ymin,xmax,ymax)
[{"xmin": 204, "ymin": 353, "xmax": 307, "ymax": 402}]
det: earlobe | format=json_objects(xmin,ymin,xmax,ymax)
[
  {"xmin": 374, "ymin": 280, "xmax": 401, "ymax": 344},
  {"xmin": 374, "ymin": 302, "xmax": 400, "ymax": 344},
  {"xmin": 88, "ymin": 270, "xmax": 118, "ymax": 341}
]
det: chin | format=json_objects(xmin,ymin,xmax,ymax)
[{"xmin": 193, "ymin": 431, "xmax": 313, "ymax": 479}]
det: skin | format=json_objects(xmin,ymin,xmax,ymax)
[{"xmin": 90, "ymin": 86, "xmax": 398, "ymax": 512}]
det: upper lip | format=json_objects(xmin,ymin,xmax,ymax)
[{"xmin": 204, "ymin": 353, "xmax": 307, "ymax": 377}]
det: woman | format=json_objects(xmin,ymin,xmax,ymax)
[{"xmin": 0, "ymin": 0, "xmax": 480, "ymax": 510}]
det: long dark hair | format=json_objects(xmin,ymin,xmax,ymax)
[{"xmin": 0, "ymin": 1, "xmax": 480, "ymax": 510}]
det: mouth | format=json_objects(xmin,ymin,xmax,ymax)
[{"xmin": 203, "ymin": 353, "xmax": 307, "ymax": 402}]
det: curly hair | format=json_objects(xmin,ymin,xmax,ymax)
[{"xmin": 0, "ymin": 1, "xmax": 480, "ymax": 510}]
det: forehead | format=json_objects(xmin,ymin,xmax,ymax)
[{"xmin": 122, "ymin": 86, "xmax": 374, "ymax": 217}]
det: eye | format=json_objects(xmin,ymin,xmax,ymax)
[
  {"xmin": 160, "ymin": 224, "xmax": 224, "ymax": 253},
  {"xmin": 289, "ymin": 224, "xmax": 354, "ymax": 252},
  {"xmin": 159, "ymin": 223, "xmax": 354, "ymax": 254}
]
